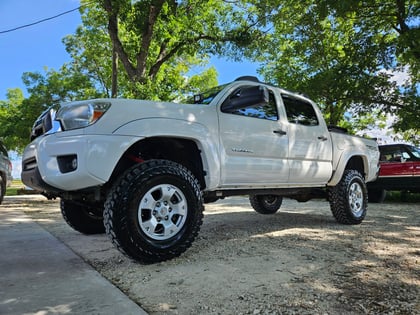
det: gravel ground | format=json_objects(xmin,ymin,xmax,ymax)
[{"xmin": 7, "ymin": 195, "xmax": 420, "ymax": 315}]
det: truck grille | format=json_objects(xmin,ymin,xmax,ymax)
[
  {"xmin": 30, "ymin": 106, "xmax": 59, "ymax": 141},
  {"xmin": 23, "ymin": 157, "xmax": 37, "ymax": 171}
]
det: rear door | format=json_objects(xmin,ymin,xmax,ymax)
[{"xmin": 281, "ymin": 94, "xmax": 332, "ymax": 185}]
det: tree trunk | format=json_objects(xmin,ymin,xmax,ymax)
[{"xmin": 111, "ymin": 47, "xmax": 118, "ymax": 98}]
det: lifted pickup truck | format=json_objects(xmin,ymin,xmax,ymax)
[{"xmin": 22, "ymin": 76, "xmax": 379, "ymax": 263}]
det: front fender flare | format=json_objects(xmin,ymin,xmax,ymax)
[{"xmin": 113, "ymin": 118, "xmax": 221, "ymax": 189}]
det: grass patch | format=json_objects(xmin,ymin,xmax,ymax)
[
  {"xmin": 6, "ymin": 179, "xmax": 25, "ymax": 196},
  {"xmin": 386, "ymin": 191, "xmax": 420, "ymax": 203}
]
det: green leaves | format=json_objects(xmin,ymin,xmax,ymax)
[
  {"xmin": 256, "ymin": 0, "xmax": 419, "ymax": 136},
  {"xmin": 1, "ymin": 0, "xmax": 419, "ymax": 151}
]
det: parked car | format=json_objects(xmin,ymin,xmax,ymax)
[
  {"xmin": 0, "ymin": 141, "xmax": 13, "ymax": 204},
  {"xmin": 368, "ymin": 143, "xmax": 420, "ymax": 202}
]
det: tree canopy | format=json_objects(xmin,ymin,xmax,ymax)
[
  {"xmin": 253, "ymin": 0, "xmax": 418, "ymax": 138},
  {"xmin": 0, "ymin": 0, "xmax": 418, "ymax": 152}
]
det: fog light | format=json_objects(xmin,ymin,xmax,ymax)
[{"xmin": 57, "ymin": 155, "xmax": 78, "ymax": 173}]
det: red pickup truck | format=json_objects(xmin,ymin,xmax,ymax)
[{"xmin": 368, "ymin": 144, "xmax": 420, "ymax": 202}]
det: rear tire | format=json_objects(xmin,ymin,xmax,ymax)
[
  {"xmin": 368, "ymin": 188, "xmax": 386, "ymax": 203},
  {"xmin": 329, "ymin": 170, "xmax": 367, "ymax": 225},
  {"xmin": 249, "ymin": 194, "xmax": 283, "ymax": 214},
  {"xmin": 60, "ymin": 199, "xmax": 105, "ymax": 234},
  {"xmin": 104, "ymin": 160, "xmax": 204, "ymax": 263}
]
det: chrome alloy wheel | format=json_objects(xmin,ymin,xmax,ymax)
[
  {"xmin": 348, "ymin": 182, "xmax": 364, "ymax": 217},
  {"xmin": 138, "ymin": 184, "xmax": 188, "ymax": 240}
]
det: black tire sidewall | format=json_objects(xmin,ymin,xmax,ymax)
[
  {"xmin": 249, "ymin": 194, "xmax": 282, "ymax": 214},
  {"xmin": 105, "ymin": 160, "xmax": 204, "ymax": 262},
  {"xmin": 368, "ymin": 188, "xmax": 386, "ymax": 203},
  {"xmin": 60, "ymin": 199, "xmax": 105, "ymax": 234},
  {"xmin": 348, "ymin": 175, "xmax": 367, "ymax": 220},
  {"xmin": 125, "ymin": 173, "xmax": 200, "ymax": 250},
  {"xmin": 329, "ymin": 170, "xmax": 367, "ymax": 224}
]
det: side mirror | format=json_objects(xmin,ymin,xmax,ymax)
[
  {"xmin": 193, "ymin": 94, "xmax": 203, "ymax": 104},
  {"xmin": 222, "ymin": 86, "xmax": 269, "ymax": 112}
]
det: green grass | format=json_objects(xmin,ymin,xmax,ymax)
[
  {"xmin": 6, "ymin": 179, "xmax": 25, "ymax": 196},
  {"xmin": 385, "ymin": 191, "xmax": 420, "ymax": 203}
]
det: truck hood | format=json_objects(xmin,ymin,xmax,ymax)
[{"xmin": 60, "ymin": 98, "xmax": 215, "ymax": 135}]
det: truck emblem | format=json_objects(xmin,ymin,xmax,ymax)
[{"xmin": 231, "ymin": 148, "xmax": 254, "ymax": 153}]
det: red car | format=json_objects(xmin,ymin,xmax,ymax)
[{"xmin": 368, "ymin": 144, "xmax": 420, "ymax": 202}]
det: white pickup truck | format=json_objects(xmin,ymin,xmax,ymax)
[{"xmin": 22, "ymin": 76, "xmax": 379, "ymax": 263}]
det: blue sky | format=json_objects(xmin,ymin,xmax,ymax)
[
  {"xmin": 1, "ymin": 0, "xmax": 259, "ymax": 178},
  {"xmin": 0, "ymin": 0, "xmax": 259, "ymax": 100}
]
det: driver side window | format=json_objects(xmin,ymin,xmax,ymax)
[{"xmin": 221, "ymin": 87, "xmax": 278, "ymax": 121}]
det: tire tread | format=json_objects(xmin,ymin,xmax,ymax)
[{"xmin": 103, "ymin": 159, "xmax": 204, "ymax": 263}]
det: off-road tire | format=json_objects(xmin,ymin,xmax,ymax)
[
  {"xmin": 329, "ymin": 170, "xmax": 367, "ymax": 225},
  {"xmin": 249, "ymin": 194, "xmax": 283, "ymax": 214},
  {"xmin": 203, "ymin": 196, "xmax": 220, "ymax": 204},
  {"xmin": 368, "ymin": 188, "xmax": 386, "ymax": 203},
  {"xmin": 0, "ymin": 175, "xmax": 5, "ymax": 205},
  {"xmin": 60, "ymin": 199, "xmax": 105, "ymax": 234},
  {"xmin": 103, "ymin": 159, "xmax": 204, "ymax": 264}
]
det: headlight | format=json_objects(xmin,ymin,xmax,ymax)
[{"xmin": 55, "ymin": 102, "xmax": 111, "ymax": 130}]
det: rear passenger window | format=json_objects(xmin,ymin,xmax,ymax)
[{"xmin": 282, "ymin": 95, "xmax": 319, "ymax": 126}]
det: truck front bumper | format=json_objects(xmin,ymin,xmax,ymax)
[{"xmin": 21, "ymin": 133, "xmax": 142, "ymax": 192}]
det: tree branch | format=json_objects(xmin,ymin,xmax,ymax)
[
  {"xmin": 103, "ymin": 0, "xmax": 137, "ymax": 82},
  {"xmin": 148, "ymin": 32, "xmax": 243, "ymax": 79},
  {"xmin": 136, "ymin": 0, "xmax": 165, "ymax": 79}
]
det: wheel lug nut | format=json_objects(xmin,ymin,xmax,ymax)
[
  {"xmin": 156, "ymin": 202, "xmax": 161, "ymax": 207},
  {"xmin": 165, "ymin": 216, "xmax": 169, "ymax": 220},
  {"xmin": 164, "ymin": 201, "xmax": 168, "ymax": 206}
]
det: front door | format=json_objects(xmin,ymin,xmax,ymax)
[{"xmin": 218, "ymin": 85, "xmax": 289, "ymax": 187}]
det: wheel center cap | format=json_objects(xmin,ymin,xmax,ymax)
[{"xmin": 159, "ymin": 207, "xmax": 168, "ymax": 216}]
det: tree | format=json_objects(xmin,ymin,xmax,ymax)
[
  {"xmin": 253, "ymin": 0, "xmax": 418, "ymax": 134},
  {"xmin": 97, "ymin": 0, "xmax": 265, "ymax": 98},
  {"xmin": 320, "ymin": 0, "xmax": 419, "ymax": 135},
  {"xmin": 0, "ymin": 89, "xmax": 26, "ymax": 151},
  {"xmin": 0, "ymin": 66, "xmax": 103, "ymax": 152},
  {"xmin": 4, "ymin": 1, "xmax": 260, "ymax": 150},
  {"xmin": 322, "ymin": 0, "xmax": 419, "ymax": 77}
]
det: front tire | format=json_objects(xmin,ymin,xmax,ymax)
[
  {"xmin": 249, "ymin": 194, "xmax": 283, "ymax": 214},
  {"xmin": 104, "ymin": 160, "xmax": 204, "ymax": 263},
  {"xmin": 329, "ymin": 170, "xmax": 367, "ymax": 225},
  {"xmin": 60, "ymin": 200, "xmax": 105, "ymax": 234}
]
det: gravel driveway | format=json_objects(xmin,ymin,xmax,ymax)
[{"xmin": 8, "ymin": 195, "xmax": 420, "ymax": 315}]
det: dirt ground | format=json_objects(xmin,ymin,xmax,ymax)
[{"xmin": 9, "ymin": 195, "xmax": 420, "ymax": 315}]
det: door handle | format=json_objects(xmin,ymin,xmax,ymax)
[
  {"xmin": 318, "ymin": 136, "xmax": 328, "ymax": 141},
  {"xmin": 273, "ymin": 130, "xmax": 287, "ymax": 135}
]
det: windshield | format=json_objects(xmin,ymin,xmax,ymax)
[{"xmin": 182, "ymin": 84, "xmax": 228, "ymax": 105}]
